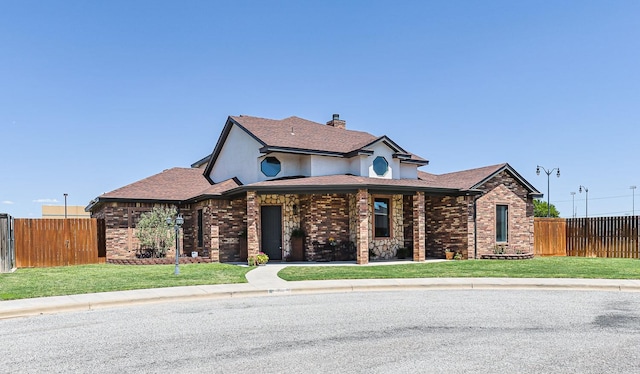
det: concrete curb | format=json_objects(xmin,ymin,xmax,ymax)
[{"xmin": 3, "ymin": 277, "xmax": 640, "ymax": 320}]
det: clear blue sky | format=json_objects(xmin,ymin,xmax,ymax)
[{"xmin": 1, "ymin": 1, "xmax": 639, "ymax": 218}]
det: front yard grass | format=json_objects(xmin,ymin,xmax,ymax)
[
  {"xmin": 0, "ymin": 263, "xmax": 250, "ymax": 301},
  {"xmin": 3, "ymin": 257, "xmax": 639, "ymax": 301},
  {"xmin": 278, "ymin": 257, "xmax": 640, "ymax": 281}
]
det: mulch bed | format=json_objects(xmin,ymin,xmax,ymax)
[
  {"xmin": 479, "ymin": 253, "xmax": 535, "ymax": 260},
  {"xmin": 107, "ymin": 257, "xmax": 214, "ymax": 265}
]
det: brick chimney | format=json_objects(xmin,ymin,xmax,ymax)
[{"xmin": 326, "ymin": 113, "xmax": 346, "ymax": 129}]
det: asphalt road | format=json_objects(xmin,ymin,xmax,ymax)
[{"xmin": 2, "ymin": 289, "xmax": 640, "ymax": 373}]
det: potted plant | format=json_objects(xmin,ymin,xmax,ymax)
[
  {"xmin": 290, "ymin": 228, "xmax": 305, "ymax": 261},
  {"xmin": 255, "ymin": 252, "xmax": 269, "ymax": 265},
  {"xmin": 238, "ymin": 230, "xmax": 248, "ymax": 262},
  {"xmin": 445, "ymin": 248, "xmax": 454, "ymax": 260}
]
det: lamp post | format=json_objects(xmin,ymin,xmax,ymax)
[
  {"xmin": 579, "ymin": 185, "xmax": 589, "ymax": 217},
  {"xmin": 570, "ymin": 192, "xmax": 576, "ymax": 218},
  {"xmin": 631, "ymin": 186, "xmax": 637, "ymax": 216},
  {"xmin": 166, "ymin": 214, "xmax": 184, "ymax": 275},
  {"xmin": 63, "ymin": 193, "xmax": 68, "ymax": 219},
  {"xmin": 536, "ymin": 165, "xmax": 560, "ymax": 217}
]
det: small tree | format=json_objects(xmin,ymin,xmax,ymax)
[
  {"xmin": 135, "ymin": 206, "xmax": 177, "ymax": 257},
  {"xmin": 534, "ymin": 199, "xmax": 560, "ymax": 218}
]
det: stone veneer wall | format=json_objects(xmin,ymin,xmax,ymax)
[
  {"xmin": 300, "ymin": 194, "xmax": 350, "ymax": 260},
  {"xmin": 258, "ymin": 194, "xmax": 300, "ymax": 258},
  {"xmin": 403, "ymin": 195, "xmax": 413, "ymax": 250},
  {"xmin": 92, "ymin": 202, "xmax": 186, "ymax": 260},
  {"xmin": 367, "ymin": 194, "xmax": 404, "ymax": 260},
  {"xmin": 474, "ymin": 171, "xmax": 534, "ymax": 256},
  {"xmin": 424, "ymin": 195, "xmax": 470, "ymax": 259}
]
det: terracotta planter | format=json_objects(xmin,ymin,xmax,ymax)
[
  {"xmin": 290, "ymin": 237, "xmax": 305, "ymax": 261},
  {"xmin": 239, "ymin": 239, "xmax": 248, "ymax": 262},
  {"xmin": 445, "ymin": 251, "xmax": 454, "ymax": 260}
]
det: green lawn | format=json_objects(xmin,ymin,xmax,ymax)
[
  {"xmin": 0, "ymin": 263, "xmax": 250, "ymax": 301},
  {"xmin": 2, "ymin": 258, "xmax": 639, "ymax": 301},
  {"xmin": 278, "ymin": 257, "xmax": 640, "ymax": 281}
]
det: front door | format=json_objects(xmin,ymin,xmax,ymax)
[{"xmin": 261, "ymin": 206, "xmax": 282, "ymax": 260}]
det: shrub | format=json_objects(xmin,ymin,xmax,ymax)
[
  {"xmin": 135, "ymin": 206, "xmax": 177, "ymax": 258},
  {"xmin": 248, "ymin": 252, "xmax": 270, "ymax": 266}
]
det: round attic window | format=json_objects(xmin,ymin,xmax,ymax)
[
  {"xmin": 261, "ymin": 156, "xmax": 281, "ymax": 177},
  {"xmin": 373, "ymin": 156, "xmax": 388, "ymax": 176}
]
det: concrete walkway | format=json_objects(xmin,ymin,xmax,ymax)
[{"xmin": 3, "ymin": 261, "xmax": 640, "ymax": 320}]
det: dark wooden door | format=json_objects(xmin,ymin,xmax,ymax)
[{"xmin": 261, "ymin": 206, "xmax": 282, "ymax": 260}]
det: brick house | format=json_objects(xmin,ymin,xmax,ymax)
[{"xmin": 87, "ymin": 114, "xmax": 541, "ymax": 264}]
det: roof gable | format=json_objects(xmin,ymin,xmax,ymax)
[
  {"xmin": 87, "ymin": 168, "xmax": 240, "ymax": 211},
  {"xmin": 203, "ymin": 115, "xmax": 428, "ymax": 180},
  {"xmin": 232, "ymin": 115, "xmax": 379, "ymax": 154},
  {"xmin": 418, "ymin": 163, "xmax": 541, "ymax": 195}
]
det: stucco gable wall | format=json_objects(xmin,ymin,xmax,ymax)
[
  {"xmin": 400, "ymin": 164, "xmax": 418, "ymax": 179},
  {"xmin": 209, "ymin": 125, "xmax": 262, "ymax": 184},
  {"xmin": 309, "ymin": 155, "xmax": 351, "ymax": 176},
  {"xmin": 364, "ymin": 142, "xmax": 399, "ymax": 179}
]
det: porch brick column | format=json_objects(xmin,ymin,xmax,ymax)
[
  {"xmin": 247, "ymin": 190, "xmax": 260, "ymax": 259},
  {"xmin": 413, "ymin": 192, "xmax": 426, "ymax": 261},
  {"xmin": 356, "ymin": 188, "xmax": 369, "ymax": 265},
  {"xmin": 210, "ymin": 225, "xmax": 220, "ymax": 262}
]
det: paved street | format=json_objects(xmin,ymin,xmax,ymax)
[{"xmin": 3, "ymin": 289, "xmax": 640, "ymax": 373}]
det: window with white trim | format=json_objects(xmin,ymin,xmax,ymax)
[
  {"xmin": 496, "ymin": 205, "xmax": 508, "ymax": 242},
  {"xmin": 374, "ymin": 198, "xmax": 390, "ymax": 237}
]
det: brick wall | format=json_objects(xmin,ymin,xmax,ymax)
[
  {"xmin": 300, "ymin": 193, "xmax": 350, "ymax": 260},
  {"xmin": 424, "ymin": 195, "xmax": 470, "ymax": 259},
  {"xmin": 92, "ymin": 169, "xmax": 534, "ymax": 262},
  {"xmin": 474, "ymin": 170, "xmax": 534, "ymax": 256},
  {"xmin": 92, "ymin": 202, "xmax": 182, "ymax": 260},
  {"xmin": 192, "ymin": 197, "xmax": 247, "ymax": 262}
]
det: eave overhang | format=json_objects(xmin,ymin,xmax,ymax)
[
  {"xmin": 220, "ymin": 183, "xmax": 479, "ymax": 197},
  {"xmin": 86, "ymin": 197, "xmax": 186, "ymax": 213}
]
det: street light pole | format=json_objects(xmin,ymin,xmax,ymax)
[
  {"xmin": 166, "ymin": 214, "xmax": 184, "ymax": 275},
  {"xmin": 579, "ymin": 185, "xmax": 589, "ymax": 217},
  {"xmin": 631, "ymin": 186, "xmax": 637, "ymax": 216},
  {"xmin": 570, "ymin": 192, "xmax": 576, "ymax": 218},
  {"xmin": 63, "ymin": 193, "xmax": 68, "ymax": 219},
  {"xmin": 536, "ymin": 165, "xmax": 560, "ymax": 217}
]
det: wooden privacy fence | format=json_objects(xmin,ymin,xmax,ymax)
[
  {"xmin": 14, "ymin": 218, "xmax": 106, "ymax": 268},
  {"xmin": 534, "ymin": 216, "xmax": 640, "ymax": 258},
  {"xmin": 567, "ymin": 216, "xmax": 640, "ymax": 258},
  {"xmin": 1, "ymin": 213, "xmax": 16, "ymax": 272},
  {"xmin": 534, "ymin": 218, "xmax": 567, "ymax": 256}
]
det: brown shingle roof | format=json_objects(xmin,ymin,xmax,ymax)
[
  {"xmin": 242, "ymin": 162, "xmax": 539, "ymax": 194},
  {"xmin": 230, "ymin": 115, "xmax": 427, "ymax": 162},
  {"xmin": 418, "ymin": 163, "xmax": 507, "ymax": 190},
  {"xmin": 231, "ymin": 115, "xmax": 377, "ymax": 154},
  {"xmin": 245, "ymin": 174, "xmax": 452, "ymax": 190},
  {"xmin": 98, "ymin": 168, "xmax": 239, "ymax": 201}
]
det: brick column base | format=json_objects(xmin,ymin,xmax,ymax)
[
  {"xmin": 356, "ymin": 189, "xmax": 369, "ymax": 265},
  {"xmin": 246, "ymin": 191, "xmax": 260, "ymax": 259},
  {"xmin": 413, "ymin": 192, "xmax": 425, "ymax": 261}
]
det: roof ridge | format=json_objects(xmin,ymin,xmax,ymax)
[{"xmin": 435, "ymin": 163, "xmax": 507, "ymax": 177}]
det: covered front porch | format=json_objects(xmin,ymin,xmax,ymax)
[{"xmin": 243, "ymin": 189, "xmax": 426, "ymax": 265}]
